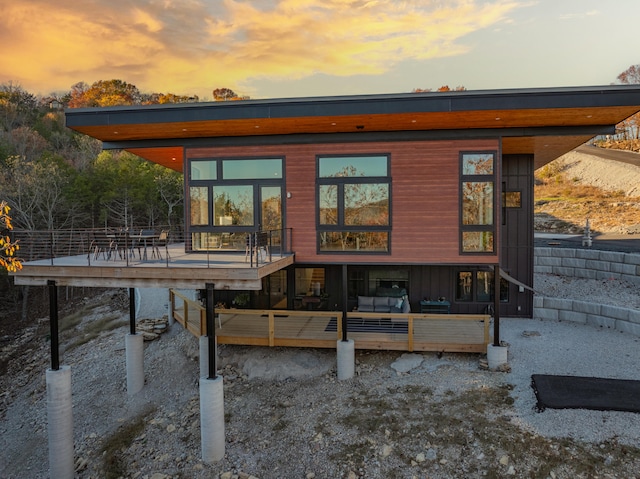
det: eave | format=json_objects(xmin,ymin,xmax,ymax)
[{"xmin": 65, "ymin": 85, "xmax": 640, "ymax": 171}]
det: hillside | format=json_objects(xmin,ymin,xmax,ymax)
[{"xmin": 534, "ymin": 147, "xmax": 640, "ymax": 234}]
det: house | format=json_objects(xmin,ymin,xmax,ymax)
[
  {"xmin": 54, "ymin": 86, "xmax": 640, "ymax": 318},
  {"xmin": 14, "ymin": 85, "xmax": 640, "ymax": 470}
]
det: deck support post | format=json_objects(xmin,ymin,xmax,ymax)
[
  {"xmin": 493, "ymin": 264, "xmax": 501, "ymax": 346},
  {"xmin": 341, "ymin": 264, "xmax": 348, "ymax": 342},
  {"xmin": 46, "ymin": 280, "xmax": 74, "ymax": 479},
  {"xmin": 337, "ymin": 339, "xmax": 355, "ymax": 380},
  {"xmin": 487, "ymin": 264, "xmax": 508, "ymax": 369},
  {"xmin": 126, "ymin": 288, "xmax": 144, "ymax": 395},
  {"xmin": 337, "ymin": 265, "xmax": 355, "ymax": 380},
  {"xmin": 200, "ymin": 282, "xmax": 225, "ymax": 463}
]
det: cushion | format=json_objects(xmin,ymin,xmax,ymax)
[
  {"xmin": 358, "ymin": 296, "xmax": 374, "ymax": 312},
  {"xmin": 395, "ymin": 298, "xmax": 403, "ymax": 309},
  {"xmin": 374, "ymin": 297, "xmax": 392, "ymax": 312},
  {"xmin": 390, "ymin": 306, "xmax": 402, "ymax": 313}
]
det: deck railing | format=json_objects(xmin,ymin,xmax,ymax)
[
  {"xmin": 170, "ymin": 290, "xmax": 491, "ymax": 353},
  {"xmin": 11, "ymin": 227, "xmax": 292, "ymax": 268}
]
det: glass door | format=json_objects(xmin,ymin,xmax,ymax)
[{"xmin": 260, "ymin": 186, "xmax": 282, "ymax": 251}]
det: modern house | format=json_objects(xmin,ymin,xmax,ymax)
[
  {"xmin": 15, "ymin": 85, "xmax": 640, "ymax": 473},
  {"xmin": 12, "ymin": 85, "xmax": 640, "ymax": 348}
]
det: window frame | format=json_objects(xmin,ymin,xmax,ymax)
[
  {"xmin": 316, "ymin": 154, "xmax": 392, "ymax": 254},
  {"xmin": 459, "ymin": 151, "xmax": 497, "ymax": 254}
]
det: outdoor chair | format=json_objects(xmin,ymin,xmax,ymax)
[
  {"xmin": 152, "ymin": 230, "xmax": 170, "ymax": 260},
  {"xmin": 91, "ymin": 231, "xmax": 115, "ymax": 260}
]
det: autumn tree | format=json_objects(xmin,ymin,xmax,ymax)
[
  {"xmin": 67, "ymin": 79, "xmax": 142, "ymax": 108},
  {"xmin": 0, "ymin": 201, "xmax": 21, "ymax": 272},
  {"xmin": 213, "ymin": 88, "xmax": 247, "ymax": 101}
]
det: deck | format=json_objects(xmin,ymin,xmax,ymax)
[
  {"xmin": 12, "ymin": 242, "xmax": 294, "ymax": 289},
  {"xmin": 171, "ymin": 290, "xmax": 491, "ymax": 353}
]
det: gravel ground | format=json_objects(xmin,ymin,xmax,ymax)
[{"xmin": 2, "ymin": 271, "xmax": 640, "ymax": 479}]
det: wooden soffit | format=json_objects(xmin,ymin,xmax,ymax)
[{"xmin": 65, "ymin": 86, "xmax": 640, "ymax": 171}]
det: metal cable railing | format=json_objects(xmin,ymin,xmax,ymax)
[{"xmin": 11, "ymin": 227, "xmax": 292, "ymax": 268}]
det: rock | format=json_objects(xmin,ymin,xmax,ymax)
[
  {"xmin": 390, "ymin": 353, "xmax": 424, "ymax": 373},
  {"xmin": 425, "ymin": 448, "xmax": 437, "ymax": 461},
  {"xmin": 380, "ymin": 444, "xmax": 393, "ymax": 457},
  {"xmin": 500, "ymin": 455, "xmax": 510, "ymax": 465},
  {"xmin": 415, "ymin": 452, "xmax": 426, "ymax": 463}
]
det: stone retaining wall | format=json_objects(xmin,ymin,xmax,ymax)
[{"xmin": 534, "ymin": 247, "xmax": 640, "ymax": 336}]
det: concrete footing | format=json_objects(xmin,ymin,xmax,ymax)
[
  {"xmin": 199, "ymin": 375, "xmax": 225, "ymax": 463},
  {"xmin": 487, "ymin": 343, "xmax": 509, "ymax": 369},
  {"xmin": 337, "ymin": 339, "xmax": 355, "ymax": 380},
  {"xmin": 46, "ymin": 366, "xmax": 74, "ymax": 479},
  {"xmin": 125, "ymin": 333, "xmax": 145, "ymax": 395}
]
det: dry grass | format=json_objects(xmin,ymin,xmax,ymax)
[{"xmin": 534, "ymin": 170, "xmax": 640, "ymax": 233}]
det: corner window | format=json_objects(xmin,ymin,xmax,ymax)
[
  {"xmin": 317, "ymin": 155, "xmax": 391, "ymax": 253},
  {"xmin": 460, "ymin": 152, "xmax": 496, "ymax": 253}
]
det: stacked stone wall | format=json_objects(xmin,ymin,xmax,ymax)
[{"xmin": 534, "ymin": 247, "xmax": 640, "ymax": 336}]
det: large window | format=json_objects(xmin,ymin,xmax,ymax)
[
  {"xmin": 187, "ymin": 157, "xmax": 283, "ymax": 251},
  {"xmin": 317, "ymin": 155, "xmax": 390, "ymax": 253},
  {"xmin": 460, "ymin": 152, "xmax": 496, "ymax": 253}
]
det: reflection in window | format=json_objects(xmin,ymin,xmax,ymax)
[
  {"xmin": 462, "ymin": 231, "xmax": 494, "ymax": 253},
  {"xmin": 190, "ymin": 186, "xmax": 209, "ymax": 225},
  {"xmin": 456, "ymin": 270, "xmax": 509, "ymax": 302},
  {"xmin": 478, "ymin": 271, "xmax": 509, "ymax": 302},
  {"xmin": 503, "ymin": 191, "xmax": 521, "ymax": 208},
  {"xmin": 319, "ymin": 232, "xmax": 389, "ymax": 252},
  {"xmin": 456, "ymin": 272, "xmax": 473, "ymax": 301},
  {"xmin": 223, "ymin": 159, "xmax": 282, "ymax": 179},
  {"xmin": 319, "ymin": 156, "xmax": 388, "ymax": 178},
  {"xmin": 319, "ymin": 185, "xmax": 338, "ymax": 225},
  {"xmin": 261, "ymin": 186, "xmax": 282, "ymax": 231},
  {"xmin": 213, "ymin": 185, "xmax": 254, "ymax": 226},
  {"xmin": 460, "ymin": 151, "xmax": 495, "ymax": 253},
  {"xmin": 318, "ymin": 155, "xmax": 391, "ymax": 254},
  {"xmin": 462, "ymin": 182, "xmax": 493, "ymax": 225},
  {"xmin": 191, "ymin": 160, "xmax": 217, "ymax": 180},
  {"xmin": 344, "ymin": 184, "xmax": 389, "ymax": 226},
  {"xmin": 462, "ymin": 153, "xmax": 493, "ymax": 175}
]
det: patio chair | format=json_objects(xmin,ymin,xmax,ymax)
[
  {"xmin": 91, "ymin": 231, "xmax": 115, "ymax": 260},
  {"xmin": 152, "ymin": 230, "xmax": 170, "ymax": 260}
]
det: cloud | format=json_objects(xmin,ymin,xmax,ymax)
[
  {"xmin": 0, "ymin": 0, "xmax": 522, "ymax": 98},
  {"xmin": 559, "ymin": 9, "xmax": 600, "ymax": 20}
]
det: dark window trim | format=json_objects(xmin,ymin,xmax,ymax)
[
  {"xmin": 316, "ymin": 154, "xmax": 392, "ymax": 255},
  {"xmin": 459, "ymin": 150, "xmax": 497, "ymax": 255},
  {"xmin": 185, "ymin": 155, "xmax": 285, "ymax": 238}
]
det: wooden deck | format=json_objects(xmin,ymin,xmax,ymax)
[{"xmin": 170, "ymin": 290, "xmax": 491, "ymax": 353}]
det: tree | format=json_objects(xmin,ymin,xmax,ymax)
[
  {"xmin": 617, "ymin": 64, "xmax": 640, "ymax": 85},
  {"xmin": 0, "ymin": 201, "xmax": 22, "ymax": 272},
  {"xmin": 0, "ymin": 83, "xmax": 38, "ymax": 131},
  {"xmin": 67, "ymin": 79, "xmax": 141, "ymax": 108},
  {"xmin": 213, "ymin": 88, "xmax": 244, "ymax": 101}
]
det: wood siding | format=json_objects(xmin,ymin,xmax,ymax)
[{"xmin": 187, "ymin": 138, "xmax": 499, "ymax": 265}]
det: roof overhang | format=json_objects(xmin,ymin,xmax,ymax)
[{"xmin": 65, "ymin": 85, "xmax": 640, "ymax": 171}]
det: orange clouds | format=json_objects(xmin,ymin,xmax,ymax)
[{"xmin": 0, "ymin": 0, "xmax": 521, "ymax": 98}]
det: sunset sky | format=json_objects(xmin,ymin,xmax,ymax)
[{"xmin": 1, "ymin": 0, "xmax": 639, "ymax": 101}]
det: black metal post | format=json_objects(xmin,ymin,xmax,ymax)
[
  {"xmin": 205, "ymin": 283, "xmax": 217, "ymax": 379},
  {"xmin": 129, "ymin": 287, "xmax": 136, "ymax": 335},
  {"xmin": 493, "ymin": 264, "xmax": 501, "ymax": 346},
  {"xmin": 48, "ymin": 280, "xmax": 59, "ymax": 371},
  {"xmin": 341, "ymin": 264, "xmax": 348, "ymax": 342}
]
